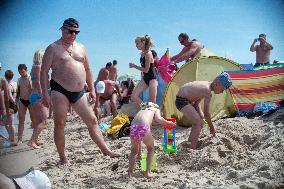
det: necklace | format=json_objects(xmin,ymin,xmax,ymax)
[{"xmin": 61, "ymin": 40, "xmax": 73, "ymax": 56}]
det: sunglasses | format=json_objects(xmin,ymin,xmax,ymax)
[{"xmin": 68, "ymin": 29, "xmax": 80, "ymax": 35}]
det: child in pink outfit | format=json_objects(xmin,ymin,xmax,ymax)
[{"xmin": 128, "ymin": 102, "xmax": 176, "ymax": 179}]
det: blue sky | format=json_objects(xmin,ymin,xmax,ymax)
[{"xmin": 0, "ymin": 0, "xmax": 283, "ymax": 80}]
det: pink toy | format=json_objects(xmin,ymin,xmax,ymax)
[{"xmin": 156, "ymin": 48, "xmax": 176, "ymax": 83}]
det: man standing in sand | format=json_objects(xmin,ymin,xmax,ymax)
[
  {"xmin": 16, "ymin": 64, "xmax": 36, "ymax": 145},
  {"xmin": 250, "ymin": 33, "xmax": 273, "ymax": 68},
  {"xmin": 171, "ymin": 33, "xmax": 203, "ymax": 65},
  {"xmin": 41, "ymin": 18, "xmax": 121, "ymax": 164},
  {"xmin": 109, "ymin": 60, "xmax": 118, "ymax": 82}
]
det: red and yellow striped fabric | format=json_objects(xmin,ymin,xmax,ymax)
[{"xmin": 226, "ymin": 67, "xmax": 284, "ymax": 115}]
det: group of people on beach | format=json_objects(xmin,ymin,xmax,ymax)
[{"xmin": 0, "ymin": 17, "xmax": 273, "ymax": 181}]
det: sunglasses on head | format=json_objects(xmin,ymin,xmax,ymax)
[{"xmin": 68, "ymin": 29, "xmax": 80, "ymax": 35}]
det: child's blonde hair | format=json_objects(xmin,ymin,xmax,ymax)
[
  {"xmin": 33, "ymin": 49, "xmax": 45, "ymax": 65},
  {"xmin": 135, "ymin": 35, "xmax": 154, "ymax": 51}
]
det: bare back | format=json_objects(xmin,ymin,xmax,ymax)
[
  {"xmin": 97, "ymin": 68, "xmax": 109, "ymax": 81},
  {"xmin": 132, "ymin": 108, "xmax": 156, "ymax": 128},
  {"xmin": 31, "ymin": 65, "xmax": 41, "ymax": 93},
  {"xmin": 109, "ymin": 66, "xmax": 117, "ymax": 81},
  {"xmin": 49, "ymin": 40, "xmax": 87, "ymax": 92},
  {"xmin": 177, "ymin": 81, "xmax": 211, "ymax": 103},
  {"xmin": 183, "ymin": 41, "xmax": 203, "ymax": 59},
  {"xmin": 8, "ymin": 80, "xmax": 17, "ymax": 100}
]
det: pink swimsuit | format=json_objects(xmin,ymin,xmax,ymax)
[{"xmin": 130, "ymin": 124, "xmax": 150, "ymax": 141}]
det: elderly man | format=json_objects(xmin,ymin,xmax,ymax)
[
  {"xmin": 95, "ymin": 80, "xmax": 121, "ymax": 119},
  {"xmin": 250, "ymin": 33, "xmax": 273, "ymax": 68},
  {"xmin": 41, "ymin": 18, "xmax": 121, "ymax": 164},
  {"xmin": 171, "ymin": 33, "xmax": 203, "ymax": 65}
]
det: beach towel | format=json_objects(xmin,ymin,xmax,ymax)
[{"xmin": 107, "ymin": 113, "xmax": 130, "ymax": 138}]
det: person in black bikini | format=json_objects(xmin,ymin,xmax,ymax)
[{"xmin": 129, "ymin": 35, "xmax": 158, "ymax": 105}]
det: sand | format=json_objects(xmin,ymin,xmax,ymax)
[{"xmin": 1, "ymin": 108, "xmax": 283, "ymax": 188}]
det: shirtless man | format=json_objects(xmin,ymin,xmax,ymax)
[
  {"xmin": 16, "ymin": 64, "xmax": 36, "ymax": 144},
  {"xmin": 250, "ymin": 34, "xmax": 273, "ymax": 68},
  {"xmin": 40, "ymin": 18, "xmax": 121, "ymax": 164},
  {"xmin": 109, "ymin": 60, "xmax": 118, "ymax": 81},
  {"xmin": 4, "ymin": 70, "xmax": 17, "ymax": 144},
  {"xmin": 95, "ymin": 80, "xmax": 121, "ymax": 119},
  {"xmin": 175, "ymin": 72, "xmax": 232, "ymax": 149},
  {"xmin": 95, "ymin": 62, "xmax": 112, "ymax": 83},
  {"xmin": 171, "ymin": 33, "xmax": 203, "ymax": 64}
]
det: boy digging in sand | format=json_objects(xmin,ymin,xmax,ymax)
[
  {"xmin": 128, "ymin": 102, "xmax": 176, "ymax": 179},
  {"xmin": 175, "ymin": 72, "xmax": 232, "ymax": 149}
]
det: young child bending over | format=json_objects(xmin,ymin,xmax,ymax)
[
  {"xmin": 128, "ymin": 102, "xmax": 176, "ymax": 179},
  {"xmin": 175, "ymin": 72, "xmax": 232, "ymax": 149}
]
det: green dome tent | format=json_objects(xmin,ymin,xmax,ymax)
[{"xmin": 162, "ymin": 48, "xmax": 243, "ymax": 126}]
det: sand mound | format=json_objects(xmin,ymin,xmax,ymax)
[{"xmin": 37, "ymin": 108, "xmax": 284, "ymax": 189}]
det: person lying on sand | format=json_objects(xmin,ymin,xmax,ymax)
[
  {"xmin": 175, "ymin": 72, "xmax": 232, "ymax": 149},
  {"xmin": 128, "ymin": 102, "xmax": 176, "ymax": 179}
]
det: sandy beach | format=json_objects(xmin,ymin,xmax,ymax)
[{"xmin": 0, "ymin": 107, "xmax": 283, "ymax": 188}]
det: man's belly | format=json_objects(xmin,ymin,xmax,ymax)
[{"xmin": 52, "ymin": 67, "xmax": 86, "ymax": 92}]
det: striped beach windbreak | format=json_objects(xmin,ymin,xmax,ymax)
[{"xmin": 226, "ymin": 67, "xmax": 284, "ymax": 115}]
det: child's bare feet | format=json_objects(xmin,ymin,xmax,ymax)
[
  {"xmin": 128, "ymin": 171, "xmax": 133, "ymax": 178},
  {"xmin": 27, "ymin": 141, "xmax": 41, "ymax": 149},
  {"xmin": 145, "ymin": 172, "xmax": 157, "ymax": 179}
]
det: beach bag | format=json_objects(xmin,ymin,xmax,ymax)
[{"xmin": 107, "ymin": 113, "xmax": 130, "ymax": 138}]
